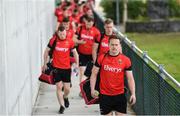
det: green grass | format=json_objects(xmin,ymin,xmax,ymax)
[{"xmin": 126, "ymin": 32, "xmax": 180, "ymax": 84}]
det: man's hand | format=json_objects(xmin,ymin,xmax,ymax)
[
  {"xmin": 79, "ymin": 40, "xmax": 86, "ymax": 44},
  {"xmin": 75, "ymin": 63, "xmax": 79, "ymax": 69},
  {"xmin": 129, "ymin": 94, "xmax": 136, "ymax": 105},
  {"xmin": 42, "ymin": 64, "xmax": 47, "ymax": 72},
  {"xmin": 91, "ymin": 90, "xmax": 99, "ymax": 98}
]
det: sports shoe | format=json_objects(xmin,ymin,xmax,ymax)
[
  {"xmin": 79, "ymin": 92, "xmax": 83, "ymax": 98},
  {"xmin": 64, "ymin": 97, "xmax": 69, "ymax": 108},
  {"xmin": 59, "ymin": 106, "xmax": 65, "ymax": 114}
]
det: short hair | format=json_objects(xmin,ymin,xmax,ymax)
[
  {"xmin": 108, "ymin": 35, "xmax": 121, "ymax": 43},
  {"xmin": 74, "ymin": 0, "xmax": 79, "ymax": 4},
  {"xmin": 73, "ymin": 9, "xmax": 78, "ymax": 13},
  {"xmin": 62, "ymin": 17, "xmax": 69, "ymax": 22},
  {"xmin": 104, "ymin": 18, "xmax": 113, "ymax": 24},
  {"xmin": 62, "ymin": 7, "xmax": 68, "ymax": 11},
  {"xmin": 58, "ymin": 25, "xmax": 65, "ymax": 32},
  {"xmin": 65, "ymin": 1, "xmax": 71, "ymax": 7},
  {"xmin": 85, "ymin": 15, "xmax": 94, "ymax": 22}
]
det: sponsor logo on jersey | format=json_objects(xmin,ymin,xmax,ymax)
[
  {"xmin": 81, "ymin": 34, "xmax": 93, "ymax": 40},
  {"xmin": 104, "ymin": 65, "xmax": 122, "ymax": 73},
  {"xmin": 55, "ymin": 47, "xmax": 69, "ymax": 52}
]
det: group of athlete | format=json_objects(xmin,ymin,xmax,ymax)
[{"xmin": 42, "ymin": 0, "xmax": 136, "ymax": 115}]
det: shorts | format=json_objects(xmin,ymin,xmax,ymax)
[
  {"xmin": 84, "ymin": 62, "xmax": 100, "ymax": 91},
  {"xmin": 53, "ymin": 68, "xmax": 71, "ymax": 83},
  {"xmin": 99, "ymin": 93, "xmax": 127, "ymax": 115},
  {"xmin": 79, "ymin": 53, "xmax": 93, "ymax": 66},
  {"xmin": 84, "ymin": 61, "xmax": 94, "ymax": 78}
]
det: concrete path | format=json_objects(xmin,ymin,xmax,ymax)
[{"xmin": 32, "ymin": 74, "xmax": 135, "ymax": 115}]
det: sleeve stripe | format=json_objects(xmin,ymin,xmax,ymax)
[
  {"xmin": 47, "ymin": 43, "xmax": 52, "ymax": 48},
  {"xmin": 125, "ymin": 66, "xmax": 132, "ymax": 71}
]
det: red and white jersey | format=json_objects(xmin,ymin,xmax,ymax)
[
  {"xmin": 98, "ymin": 34, "xmax": 110, "ymax": 56},
  {"xmin": 72, "ymin": 14, "xmax": 81, "ymax": 25},
  {"xmin": 95, "ymin": 53, "xmax": 132, "ymax": 96},
  {"xmin": 55, "ymin": 8, "xmax": 62, "ymax": 17},
  {"xmin": 76, "ymin": 26, "xmax": 101, "ymax": 55},
  {"xmin": 66, "ymin": 29, "xmax": 74, "ymax": 40},
  {"xmin": 98, "ymin": 33, "xmax": 116, "ymax": 56},
  {"xmin": 57, "ymin": 15, "xmax": 73, "ymax": 23},
  {"xmin": 48, "ymin": 34, "xmax": 75, "ymax": 69}
]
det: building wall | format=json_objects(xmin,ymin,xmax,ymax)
[{"xmin": 0, "ymin": 0, "xmax": 56, "ymax": 115}]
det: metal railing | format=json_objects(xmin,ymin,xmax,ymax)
[
  {"xmin": 93, "ymin": 9, "xmax": 180, "ymax": 88},
  {"xmin": 116, "ymin": 30, "xmax": 180, "ymax": 88},
  {"xmin": 93, "ymin": 7, "xmax": 180, "ymax": 115}
]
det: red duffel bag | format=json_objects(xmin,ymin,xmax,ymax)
[
  {"xmin": 79, "ymin": 79, "xmax": 99, "ymax": 105},
  {"xmin": 39, "ymin": 62, "xmax": 55, "ymax": 85}
]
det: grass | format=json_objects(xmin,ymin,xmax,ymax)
[{"xmin": 126, "ymin": 32, "xmax": 180, "ymax": 84}]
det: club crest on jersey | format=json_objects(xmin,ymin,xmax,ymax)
[
  {"xmin": 65, "ymin": 41, "xmax": 69, "ymax": 45},
  {"xmin": 118, "ymin": 59, "xmax": 122, "ymax": 64}
]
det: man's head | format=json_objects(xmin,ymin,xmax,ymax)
[
  {"xmin": 84, "ymin": 15, "xmax": 94, "ymax": 29},
  {"xmin": 57, "ymin": 25, "xmax": 66, "ymax": 40},
  {"xmin": 108, "ymin": 35, "xmax": 122, "ymax": 55},
  {"xmin": 62, "ymin": 7, "xmax": 69, "ymax": 17},
  {"xmin": 73, "ymin": 9, "xmax": 79, "ymax": 16},
  {"xmin": 86, "ymin": 8, "xmax": 93, "ymax": 16},
  {"xmin": 62, "ymin": 17, "xmax": 70, "ymax": 30},
  {"xmin": 104, "ymin": 18, "xmax": 114, "ymax": 35}
]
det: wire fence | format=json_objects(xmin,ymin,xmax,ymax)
[{"xmin": 93, "ymin": 10, "xmax": 180, "ymax": 115}]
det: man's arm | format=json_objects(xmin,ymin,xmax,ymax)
[
  {"xmin": 72, "ymin": 48, "xmax": 79, "ymax": 67},
  {"xmin": 126, "ymin": 70, "xmax": 136, "ymax": 105},
  {"xmin": 92, "ymin": 43, "xmax": 99, "ymax": 63},
  {"xmin": 56, "ymin": 22, "xmax": 60, "ymax": 31},
  {"xmin": 90, "ymin": 66, "xmax": 100, "ymax": 98},
  {"xmin": 42, "ymin": 47, "xmax": 50, "ymax": 72},
  {"xmin": 73, "ymin": 34, "xmax": 86, "ymax": 45}
]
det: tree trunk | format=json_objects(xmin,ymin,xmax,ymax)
[{"xmin": 122, "ymin": 0, "xmax": 128, "ymax": 33}]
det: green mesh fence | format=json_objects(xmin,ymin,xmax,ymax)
[
  {"xmin": 55, "ymin": 0, "xmax": 61, "ymax": 7},
  {"xmin": 94, "ymin": 11, "xmax": 180, "ymax": 115},
  {"xmin": 122, "ymin": 42, "xmax": 180, "ymax": 115}
]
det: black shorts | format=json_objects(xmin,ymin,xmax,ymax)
[
  {"xmin": 99, "ymin": 94, "xmax": 127, "ymax": 115},
  {"xmin": 53, "ymin": 68, "xmax": 71, "ymax": 83},
  {"xmin": 84, "ymin": 61, "xmax": 94, "ymax": 78},
  {"xmin": 79, "ymin": 53, "xmax": 93, "ymax": 66},
  {"xmin": 84, "ymin": 62, "xmax": 100, "ymax": 91}
]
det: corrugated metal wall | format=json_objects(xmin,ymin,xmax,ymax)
[{"xmin": 0, "ymin": 0, "xmax": 56, "ymax": 115}]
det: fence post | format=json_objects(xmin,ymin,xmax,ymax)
[
  {"xmin": 131, "ymin": 41, "xmax": 136, "ymax": 52},
  {"xmin": 143, "ymin": 51, "xmax": 148, "ymax": 63},
  {"xmin": 158, "ymin": 64, "xmax": 166, "ymax": 79}
]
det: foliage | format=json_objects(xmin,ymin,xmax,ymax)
[
  {"xmin": 100, "ymin": 0, "xmax": 147, "ymax": 23},
  {"xmin": 168, "ymin": 0, "xmax": 180, "ymax": 18},
  {"xmin": 100, "ymin": 0, "xmax": 180, "ymax": 22},
  {"xmin": 100, "ymin": 0, "xmax": 118, "ymax": 23},
  {"xmin": 128, "ymin": 0, "xmax": 147, "ymax": 19}
]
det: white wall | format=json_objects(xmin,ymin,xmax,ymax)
[{"xmin": 0, "ymin": 0, "xmax": 56, "ymax": 115}]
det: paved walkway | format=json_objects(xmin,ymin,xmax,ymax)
[{"xmin": 32, "ymin": 75, "xmax": 135, "ymax": 115}]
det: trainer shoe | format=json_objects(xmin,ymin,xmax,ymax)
[
  {"xmin": 59, "ymin": 106, "xmax": 65, "ymax": 114},
  {"xmin": 79, "ymin": 92, "xmax": 83, "ymax": 98},
  {"xmin": 64, "ymin": 97, "xmax": 69, "ymax": 108}
]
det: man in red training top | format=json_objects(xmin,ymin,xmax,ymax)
[
  {"xmin": 74, "ymin": 15, "xmax": 100, "ymax": 88},
  {"xmin": 42, "ymin": 25, "xmax": 79, "ymax": 114},
  {"xmin": 90, "ymin": 35, "xmax": 136, "ymax": 115}
]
